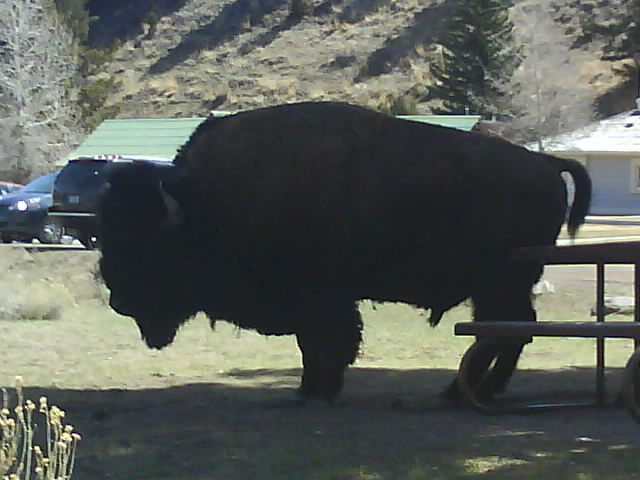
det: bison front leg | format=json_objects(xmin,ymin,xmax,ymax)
[{"xmin": 295, "ymin": 302, "xmax": 363, "ymax": 404}]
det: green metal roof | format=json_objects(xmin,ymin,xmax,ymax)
[
  {"xmin": 60, "ymin": 118, "xmax": 207, "ymax": 165},
  {"xmin": 60, "ymin": 114, "xmax": 481, "ymax": 166}
]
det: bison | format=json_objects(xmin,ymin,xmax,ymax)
[{"xmin": 97, "ymin": 101, "xmax": 591, "ymax": 404}]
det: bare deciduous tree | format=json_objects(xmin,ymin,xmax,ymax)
[
  {"xmin": 0, "ymin": 0, "xmax": 80, "ymax": 182},
  {"xmin": 504, "ymin": 0, "xmax": 597, "ymax": 150}
]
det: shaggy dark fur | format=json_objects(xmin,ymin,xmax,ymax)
[{"xmin": 97, "ymin": 101, "xmax": 592, "ymax": 404}]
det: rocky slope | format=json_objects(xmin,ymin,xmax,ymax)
[{"xmin": 94, "ymin": 0, "xmax": 637, "ymax": 119}]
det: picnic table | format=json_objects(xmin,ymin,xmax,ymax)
[{"xmin": 454, "ymin": 241, "xmax": 640, "ymax": 422}]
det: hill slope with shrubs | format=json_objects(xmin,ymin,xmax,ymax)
[{"xmin": 87, "ymin": 0, "xmax": 638, "ymax": 119}]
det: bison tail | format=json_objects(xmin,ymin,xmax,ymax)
[{"xmin": 557, "ymin": 157, "xmax": 592, "ymax": 238}]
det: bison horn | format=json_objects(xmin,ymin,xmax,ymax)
[{"xmin": 159, "ymin": 182, "xmax": 183, "ymax": 227}]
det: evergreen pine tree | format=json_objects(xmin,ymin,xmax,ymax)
[{"xmin": 429, "ymin": 0, "xmax": 518, "ymax": 118}]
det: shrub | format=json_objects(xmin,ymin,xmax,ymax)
[
  {"xmin": 0, "ymin": 377, "xmax": 81, "ymax": 480},
  {"xmin": 0, "ymin": 282, "xmax": 73, "ymax": 321},
  {"xmin": 0, "ymin": 249, "xmax": 99, "ymax": 321}
]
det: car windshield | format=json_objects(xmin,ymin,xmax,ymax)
[
  {"xmin": 0, "ymin": 183, "xmax": 19, "ymax": 194},
  {"xmin": 56, "ymin": 161, "xmax": 107, "ymax": 191},
  {"xmin": 21, "ymin": 173, "xmax": 57, "ymax": 194}
]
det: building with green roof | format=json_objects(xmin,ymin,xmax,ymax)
[
  {"xmin": 60, "ymin": 113, "xmax": 481, "ymax": 166},
  {"xmin": 60, "ymin": 118, "xmax": 204, "ymax": 165}
]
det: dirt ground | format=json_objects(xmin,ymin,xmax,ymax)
[{"xmin": 2, "ymin": 223, "xmax": 640, "ymax": 479}]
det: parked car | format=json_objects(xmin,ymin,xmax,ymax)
[
  {"xmin": 0, "ymin": 172, "xmax": 63, "ymax": 244},
  {"xmin": 0, "ymin": 181, "xmax": 24, "ymax": 197},
  {"xmin": 49, "ymin": 155, "xmax": 173, "ymax": 248}
]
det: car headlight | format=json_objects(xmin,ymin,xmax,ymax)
[{"xmin": 9, "ymin": 197, "xmax": 43, "ymax": 211}]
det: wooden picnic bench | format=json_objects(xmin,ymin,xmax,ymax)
[{"xmin": 454, "ymin": 240, "xmax": 640, "ymax": 422}]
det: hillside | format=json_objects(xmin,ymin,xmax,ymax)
[{"xmin": 91, "ymin": 0, "xmax": 638, "ymax": 119}]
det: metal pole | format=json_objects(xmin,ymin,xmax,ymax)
[
  {"xmin": 596, "ymin": 262, "xmax": 606, "ymax": 405},
  {"xmin": 635, "ymin": 262, "xmax": 640, "ymax": 349}
]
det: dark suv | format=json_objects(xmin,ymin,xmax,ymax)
[{"xmin": 48, "ymin": 155, "xmax": 173, "ymax": 248}]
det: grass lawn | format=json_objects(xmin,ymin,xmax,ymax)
[{"xmin": 1, "ymin": 246, "xmax": 639, "ymax": 480}]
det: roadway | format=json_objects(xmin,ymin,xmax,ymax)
[{"xmin": 1, "ymin": 217, "xmax": 639, "ymax": 251}]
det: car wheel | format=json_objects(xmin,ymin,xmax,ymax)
[
  {"xmin": 77, "ymin": 232, "xmax": 98, "ymax": 250},
  {"xmin": 38, "ymin": 219, "xmax": 65, "ymax": 244}
]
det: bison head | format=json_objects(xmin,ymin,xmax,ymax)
[{"xmin": 97, "ymin": 162, "xmax": 200, "ymax": 349}]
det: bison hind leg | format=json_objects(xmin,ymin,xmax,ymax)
[
  {"xmin": 478, "ymin": 342, "xmax": 527, "ymax": 395},
  {"xmin": 295, "ymin": 301, "xmax": 363, "ymax": 404},
  {"xmin": 444, "ymin": 261, "xmax": 543, "ymax": 401},
  {"xmin": 442, "ymin": 341, "xmax": 502, "ymax": 402}
]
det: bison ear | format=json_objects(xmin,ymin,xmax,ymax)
[{"xmin": 159, "ymin": 182, "xmax": 183, "ymax": 227}]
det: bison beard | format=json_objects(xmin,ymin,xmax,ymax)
[{"xmin": 97, "ymin": 101, "xmax": 591, "ymax": 405}]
